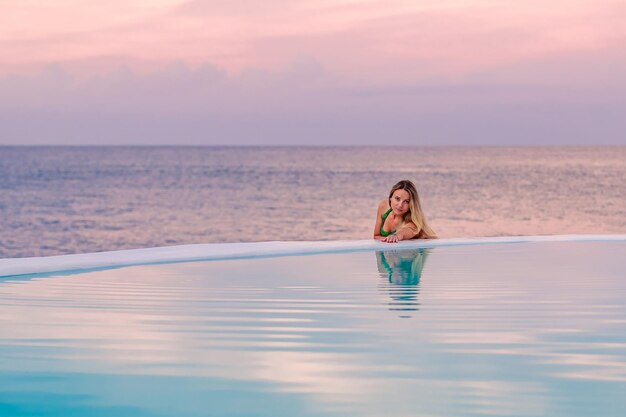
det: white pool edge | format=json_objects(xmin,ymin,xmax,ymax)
[{"xmin": 1, "ymin": 234, "xmax": 625, "ymax": 278}]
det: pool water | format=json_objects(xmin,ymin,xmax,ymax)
[{"xmin": 1, "ymin": 241, "xmax": 625, "ymax": 416}]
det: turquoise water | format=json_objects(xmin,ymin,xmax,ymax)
[{"xmin": 1, "ymin": 241, "xmax": 625, "ymax": 416}]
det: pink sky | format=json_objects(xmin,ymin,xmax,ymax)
[{"xmin": 1, "ymin": 0, "xmax": 625, "ymax": 144}]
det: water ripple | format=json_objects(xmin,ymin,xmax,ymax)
[{"xmin": 1, "ymin": 243, "xmax": 625, "ymax": 416}]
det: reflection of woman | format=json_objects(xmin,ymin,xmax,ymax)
[
  {"xmin": 374, "ymin": 180, "xmax": 437, "ymax": 243},
  {"xmin": 377, "ymin": 249, "xmax": 429, "ymax": 285},
  {"xmin": 377, "ymin": 249, "xmax": 430, "ymax": 318}
]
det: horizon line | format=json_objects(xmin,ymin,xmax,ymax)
[{"xmin": 2, "ymin": 144, "xmax": 625, "ymax": 148}]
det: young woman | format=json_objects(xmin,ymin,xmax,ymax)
[{"xmin": 374, "ymin": 180, "xmax": 437, "ymax": 242}]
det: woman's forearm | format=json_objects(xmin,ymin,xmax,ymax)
[{"xmin": 396, "ymin": 227, "xmax": 417, "ymax": 241}]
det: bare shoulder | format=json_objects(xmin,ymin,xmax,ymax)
[
  {"xmin": 399, "ymin": 220, "xmax": 419, "ymax": 238},
  {"xmin": 402, "ymin": 220, "xmax": 418, "ymax": 230},
  {"xmin": 377, "ymin": 199, "xmax": 389, "ymax": 213}
]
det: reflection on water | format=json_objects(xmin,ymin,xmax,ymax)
[
  {"xmin": 1, "ymin": 241, "xmax": 626, "ymax": 417},
  {"xmin": 376, "ymin": 249, "xmax": 429, "ymax": 318}
]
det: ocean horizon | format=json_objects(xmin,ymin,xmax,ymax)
[{"xmin": 1, "ymin": 145, "xmax": 625, "ymax": 258}]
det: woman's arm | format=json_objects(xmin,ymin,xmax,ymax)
[
  {"xmin": 373, "ymin": 200, "xmax": 387, "ymax": 240},
  {"xmin": 381, "ymin": 222, "xmax": 419, "ymax": 243}
]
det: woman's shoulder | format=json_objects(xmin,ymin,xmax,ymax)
[{"xmin": 377, "ymin": 199, "xmax": 389, "ymax": 213}]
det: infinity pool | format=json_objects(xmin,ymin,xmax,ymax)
[{"xmin": 1, "ymin": 240, "xmax": 625, "ymax": 416}]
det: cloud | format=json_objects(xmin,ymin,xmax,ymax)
[
  {"xmin": 1, "ymin": 53, "xmax": 625, "ymax": 145},
  {"xmin": 2, "ymin": 0, "xmax": 625, "ymax": 79},
  {"xmin": 1, "ymin": 0, "xmax": 625, "ymax": 145},
  {"xmin": 174, "ymin": 0, "xmax": 300, "ymax": 16}
]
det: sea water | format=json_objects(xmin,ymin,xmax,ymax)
[{"xmin": 1, "ymin": 146, "xmax": 625, "ymax": 258}]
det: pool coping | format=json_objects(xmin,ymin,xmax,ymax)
[{"xmin": 1, "ymin": 234, "xmax": 625, "ymax": 278}]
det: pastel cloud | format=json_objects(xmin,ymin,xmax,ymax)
[
  {"xmin": 0, "ymin": 0, "xmax": 625, "ymax": 144},
  {"xmin": 2, "ymin": 0, "xmax": 624, "ymax": 77}
]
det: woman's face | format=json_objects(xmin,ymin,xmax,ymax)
[{"xmin": 390, "ymin": 189, "xmax": 411, "ymax": 216}]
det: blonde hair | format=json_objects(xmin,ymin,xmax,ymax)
[{"xmin": 388, "ymin": 180, "xmax": 437, "ymax": 239}]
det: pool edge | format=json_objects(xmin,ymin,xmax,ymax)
[{"xmin": 1, "ymin": 234, "xmax": 625, "ymax": 278}]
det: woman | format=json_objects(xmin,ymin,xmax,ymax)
[{"xmin": 374, "ymin": 180, "xmax": 437, "ymax": 242}]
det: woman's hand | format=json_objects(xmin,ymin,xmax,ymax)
[{"xmin": 381, "ymin": 233, "xmax": 401, "ymax": 243}]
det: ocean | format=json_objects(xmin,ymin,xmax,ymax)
[{"xmin": 1, "ymin": 146, "xmax": 624, "ymax": 258}]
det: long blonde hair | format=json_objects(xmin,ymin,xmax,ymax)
[{"xmin": 388, "ymin": 180, "xmax": 437, "ymax": 239}]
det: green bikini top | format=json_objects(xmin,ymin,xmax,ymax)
[{"xmin": 380, "ymin": 208, "xmax": 396, "ymax": 237}]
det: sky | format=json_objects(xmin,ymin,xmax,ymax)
[{"xmin": 1, "ymin": 0, "xmax": 625, "ymax": 145}]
